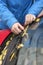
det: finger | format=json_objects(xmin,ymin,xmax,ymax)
[
  {"xmin": 25, "ymin": 18, "xmax": 30, "ymax": 25},
  {"xmin": 30, "ymin": 16, "xmax": 33, "ymax": 22},
  {"xmin": 11, "ymin": 27, "xmax": 19, "ymax": 34},
  {"xmin": 25, "ymin": 18, "xmax": 28, "ymax": 25},
  {"xmin": 32, "ymin": 15, "xmax": 36, "ymax": 21},
  {"xmin": 12, "ymin": 29, "xmax": 19, "ymax": 34},
  {"xmin": 14, "ymin": 30, "xmax": 18, "ymax": 34},
  {"xmin": 18, "ymin": 23, "xmax": 24, "ymax": 30},
  {"xmin": 15, "ymin": 27, "xmax": 22, "ymax": 33}
]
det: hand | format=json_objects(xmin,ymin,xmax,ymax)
[
  {"xmin": 11, "ymin": 23, "xmax": 24, "ymax": 35},
  {"xmin": 24, "ymin": 14, "xmax": 36, "ymax": 26}
]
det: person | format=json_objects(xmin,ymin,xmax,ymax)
[{"xmin": 0, "ymin": 0, "xmax": 43, "ymax": 34}]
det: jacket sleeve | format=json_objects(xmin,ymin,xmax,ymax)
[
  {"xmin": 0, "ymin": 0, "xmax": 18, "ymax": 29},
  {"xmin": 28, "ymin": 0, "xmax": 43, "ymax": 17}
]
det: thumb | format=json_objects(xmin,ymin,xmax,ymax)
[{"xmin": 18, "ymin": 23, "xmax": 24, "ymax": 30}]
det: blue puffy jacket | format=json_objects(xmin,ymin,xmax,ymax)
[{"xmin": 0, "ymin": 0, "xmax": 43, "ymax": 29}]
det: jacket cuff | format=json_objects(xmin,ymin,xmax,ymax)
[
  {"xmin": 7, "ymin": 17, "xmax": 18, "ymax": 29},
  {"xmin": 28, "ymin": 11, "xmax": 37, "ymax": 17}
]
